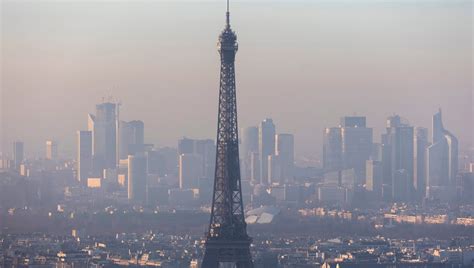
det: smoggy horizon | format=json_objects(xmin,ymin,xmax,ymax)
[{"xmin": 1, "ymin": 0, "xmax": 472, "ymax": 160}]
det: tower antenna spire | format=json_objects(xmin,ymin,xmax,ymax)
[{"xmin": 226, "ymin": 0, "xmax": 230, "ymax": 26}]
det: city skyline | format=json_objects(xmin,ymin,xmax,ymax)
[
  {"xmin": 1, "ymin": 0, "xmax": 472, "ymax": 158},
  {"xmin": 0, "ymin": 104, "xmax": 465, "ymax": 164},
  {"xmin": 0, "ymin": 100, "xmax": 468, "ymax": 164},
  {"xmin": 0, "ymin": 1, "xmax": 473, "ymax": 267}
]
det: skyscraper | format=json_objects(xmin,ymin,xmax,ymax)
[
  {"xmin": 432, "ymin": 109, "xmax": 445, "ymax": 143},
  {"xmin": 267, "ymin": 154, "xmax": 282, "ymax": 184},
  {"xmin": 392, "ymin": 169, "xmax": 410, "ymax": 201},
  {"xmin": 381, "ymin": 133, "xmax": 392, "ymax": 200},
  {"xmin": 392, "ymin": 126, "xmax": 415, "ymax": 201},
  {"xmin": 146, "ymin": 147, "xmax": 178, "ymax": 176},
  {"xmin": 323, "ymin": 127, "xmax": 343, "ymax": 172},
  {"xmin": 323, "ymin": 116, "xmax": 372, "ymax": 186},
  {"xmin": 340, "ymin": 116, "xmax": 373, "ymax": 185},
  {"xmin": 426, "ymin": 109, "xmax": 458, "ymax": 200},
  {"xmin": 275, "ymin": 133, "xmax": 294, "ymax": 182},
  {"xmin": 77, "ymin": 131, "xmax": 93, "ymax": 183},
  {"xmin": 242, "ymin": 126, "xmax": 259, "ymax": 160},
  {"xmin": 178, "ymin": 137, "xmax": 195, "ymax": 155},
  {"xmin": 179, "ymin": 154, "xmax": 204, "ymax": 189},
  {"xmin": 88, "ymin": 102, "xmax": 117, "ymax": 171},
  {"xmin": 177, "ymin": 138, "xmax": 216, "ymax": 179},
  {"xmin": 45, "ymin": 140, "xmax": 58, "ymax": 160},
  {"xmin": 12, "ymin": 141, "xmax": 24, "ymax": 171},
  {"xmin": 250, "ymin": 151, "xmax": 260, "ymax": 183},
  {"xmin": 119, "ymin": 120, "xmax": 145, "ymax": 160},
  {"xmin": 259, "ymin": 118, "xmax": 276, "ymax": 185},
  {"xmin": 414, "ymin": 127, "xmax": 428, "ymax": 199},
  {"xmin": 383, "ymin": 115, "xmax": 414, "ymax": 202},
  {"xmin": 194, "ymin": 139, "xmax": 216, "ymax": 179},
  {"xmin": 118, "ymin": 121, "xmax": 130, "ymax": 160},
  {"xmin": 366, "ymin": 160, "xmax": 383, "ymax": 198},
  {"xmin": 241, "ymin": 126, "xmax": 259, "ymax": 181},
  {"xmin": 202, "ymin": 2, "xmax": 253, "ymax": 266},
  {"xmin": 340, "ymin": 116, "xmax": 366, "ymax": 128},
  {"xmin": 128, "ymin": 154, "xmax": 147, "ymax": 204}
]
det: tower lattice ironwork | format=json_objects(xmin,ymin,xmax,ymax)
[{"xmin": 201, "ymin": 1, "xmax": 253, "ymax": 267}]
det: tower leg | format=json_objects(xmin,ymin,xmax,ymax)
[
  {"xmin": 236, "ymin": 260, "xmax": 253, "ymax": 268},
  {"xmin": 236, "ymin": 248, "xmax": 253, "ymax": 268},
  {"xmin": 201, "ymin": 249, "xmax": 219, "ymax": 268},
  {"xmin": 201, "ymin": 248, "xmax": 253, "ymax": 268}
]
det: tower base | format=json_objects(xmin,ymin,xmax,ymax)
[{"xmin": 201, "ymin": 239, "xmax": 253, "ymax": 268}]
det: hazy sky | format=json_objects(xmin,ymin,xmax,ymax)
[{"xmin": 1, "ymin": 0, "xmax": 472, "ymax": 160}]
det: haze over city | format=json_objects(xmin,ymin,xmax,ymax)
[
  {"xmin": 2, "ymin": 0, "xmax": 471, "ymax": 158},
  {"xmin": 0, "ymin": 0, "xmax": 473, "ymax": 267}
]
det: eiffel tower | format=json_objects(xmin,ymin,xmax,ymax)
[{"xmin": 201, "ymin": 1, "xmax": 253, "ymax": 267}]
